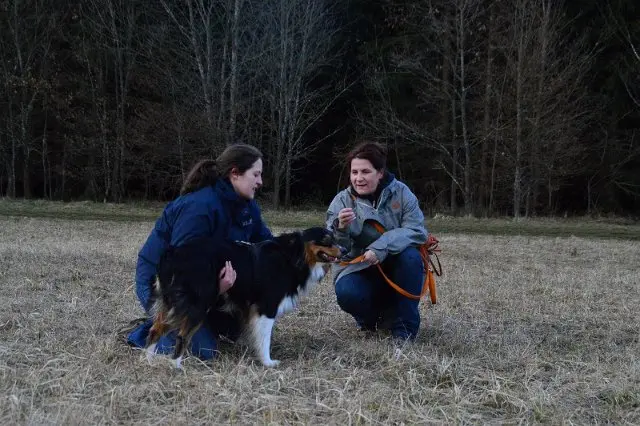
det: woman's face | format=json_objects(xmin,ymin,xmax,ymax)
[
  {"xmin": 350, "ymin": 158, "xmax": 383, "ymax": 196},
  {"xmin": 230, "ymin": 158, "xmax": 263, "ymax": 200}
]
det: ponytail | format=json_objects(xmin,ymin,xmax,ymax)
[
  {"xmin": 180, "ymin": 159, "xmax": 219, "ymax": 195},
  {"xmin": 180, "ymin": 143, "xmax": 263, "ymax": 196}
]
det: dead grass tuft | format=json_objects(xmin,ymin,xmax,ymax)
[{"xmin": 1, "ymin": 216, "xmax": 639, "ymax": 424}]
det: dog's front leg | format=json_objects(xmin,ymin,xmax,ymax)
[{"xmin": 249, "ymin": 314, "xmax": 279, "ymax": 367}]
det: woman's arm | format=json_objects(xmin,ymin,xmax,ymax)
[
  {"xmin": 326, "ymin": 192, "xmax": 354, "ymax": 253},
  {"xmin": 366, "ymin": 188, "xmax": 427, "ymax": 263},
  {"xmin": 135, "ymin": 195, "xmax": 222, "ymax": 313},
  {"xmin": 135, "ymin": 211, "xmax": 172, "ymax": 312}
]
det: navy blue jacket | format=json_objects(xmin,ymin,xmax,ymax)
[{"xmin": 135, "ymin": 179, "xmax": 273, "ymax": 312}]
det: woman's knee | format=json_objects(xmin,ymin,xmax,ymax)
[
  {"xmin": 335, "ymin": 275, "xmax": 370, "ymax": 313},
  {"xmin": 189, "ymin": 327, "xmax": 219, "ymax": 360},
  {"xmin": 393, "ymin": 247, "xmax": 423, "ymax": 271},
  {"xmin": 335, "ymin": 277, "xmax": 356, "ymax": 308}
]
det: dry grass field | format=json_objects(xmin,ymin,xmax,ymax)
[{"xmin": 1, "ymin": 206, "xmax": 639, "ymax": 424}]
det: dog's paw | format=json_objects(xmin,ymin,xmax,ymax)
[
  {"xmin": 262, "ymin": 359, "xmax": 281, "ymax": 368},
  {"xmin": 145, "ymin": 344, "xmax": 157, "ymax": 364},
  {"xmin": 174, "ymin": 356, "xmax": 184, "ymax": 370}
]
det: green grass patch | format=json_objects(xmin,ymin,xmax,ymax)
[
  {"xmin": 428, "ymin": 215, "xmax": 640, "ymax": 240},
  {"xmin": 1, "ymin": 198, "xmax": 638, "ymax": 240}
]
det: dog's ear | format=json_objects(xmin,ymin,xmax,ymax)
[
  {"xmin": 301, "ymin": 227, "xmax": 327, "ymax": 243},
  {"xmin": 302, "ymin": 227, "xmax": 335, "ymax": 246},
  {"xmin": 273, "ymin": 231, "xmax": 304, "ymax": 253},
  {"xmin": 274, "ymin": 231, "xmax": 302, "ymax": 247}
]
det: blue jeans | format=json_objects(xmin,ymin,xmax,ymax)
[
  {"xmin": 335, "ymin": 247, "xmax": 424, "ymax": 340},
  {"xmin": 127, "ymin": 298, "xmax": 241, "ymax": 361},
  {"xmin": 127, "ymin": 320, "xmax": 219, "ymax": 359}
]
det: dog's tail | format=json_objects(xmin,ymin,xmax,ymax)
[
  {"xmin": 173, "ymin": 319, "xmax": 203, "ymax": 360},
  {"xmin": 154, "ymin": 237, "xmax": 220, "ymax": 359}
]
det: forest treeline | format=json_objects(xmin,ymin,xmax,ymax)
[{"xmin": 1, "ymin": 0, "xmax": 638, "ymax": 216}]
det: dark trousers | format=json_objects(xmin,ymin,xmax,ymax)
[{"xmin": 335, "ymin": 247, "xmax": 424, "ymax": 340}]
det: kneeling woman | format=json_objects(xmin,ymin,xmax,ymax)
[
  {"xmin": 326, "ymin": 142, "xmax": 428, "ymax": 341},
  {"xmin": 127, "ymin": 144, "xmax": 273, "ymax": 359}
]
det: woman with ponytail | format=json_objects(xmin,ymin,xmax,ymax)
[{"xmin": 127, "ymin": 144, "xmax": 273, "ymax": 360}]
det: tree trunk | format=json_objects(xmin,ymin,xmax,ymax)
[
  {"xmin": 450, "ymin": 95, "xmax": 458, "ymax": 214},
  {"xmin": 513, "ymin": 3, "xmax": 525, "ymax": 219},
  {"xmin": 61, "ymin": 137, "xmax": 67, "ymax": 200},
  {"xmin": 529, "ymin": 0, "xmax": 551, "ymax": 216},
  {"xmin": 284, "ymin": 155, "xmax": 291, "ymax": 208},
  {"xmin": 480, "ymin": 6, "xmax": 494, "ymax": 216},
  {"xmin": 218, "ymin": 17, "xmax": 228, "ymax": 139},
  {"xmin": 9, "ymin": 123, "xmax": 16, "ymax": 198},
  {"xmin": 42, "ymin": 109, "xmax": 49, "ymax": 199},
  {"xmin": 457, "ymin": 5, "xmax": 471, "ymax": 215},
  {"xmin": 228, "ymin": 0, "xmax": 241, "ymax": 144},
  {"xmin": 186, "ymin": 0, "xmax": 215, "ymax": 133}
]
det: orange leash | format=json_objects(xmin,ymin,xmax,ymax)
[{"xmin": 339, "ymin": 221, "xmax": 442, "ymax": 303}]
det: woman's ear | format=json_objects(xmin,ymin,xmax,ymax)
[{"xmin": 229, "ymin": 167, "xmax": 239, "ymax": 181}]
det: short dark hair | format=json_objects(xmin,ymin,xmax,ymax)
[
  {"xmin": 345, "ymin": 141, "xmax": 387, "ymax": 171},
  {"xmin": 180, "ymin": 144, "xmax": 263, "ymax": 195}
]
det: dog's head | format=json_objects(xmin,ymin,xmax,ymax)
[
  {"xmin": 300, "ymin": 227, "xmax": 346, "ymax": 264},
  {"xmin": 273, "ymin": 227, "xmax": 347, "ymax": 269}
]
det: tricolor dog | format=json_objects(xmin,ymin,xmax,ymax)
[{"xmin": 145, "ymin": 227, "xmax": 345, "ymax": 367}]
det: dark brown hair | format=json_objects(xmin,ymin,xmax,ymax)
[
  {"xmin": 346, "ymin": 141, "xmax": 387, "ymax": 171},
  {"xmin": 180, "ymin": 144, "xmax": 263, "ymax": 195}
]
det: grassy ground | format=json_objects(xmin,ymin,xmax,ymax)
[
  {"xmin": 1, "ymin": 198, "xmax": 639, "ymax": 239},
  {"xmin": 1, "ymin": 206, "xmax": 639, "ymax": 424}
]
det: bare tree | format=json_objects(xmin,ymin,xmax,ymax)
[
  {"xmin": 160, "ymin": 0, "xmax": 262, "ymax": 147},
  {"xmin": 604, "ymin": 2, "xmax": 640, "ymax": 109},
  {"xmin": 258, "ymin": 0, "xmax": 346, "ymax": 208},
  {"xmin": 81, "ymin": 0, "xmax": 143, "ymax": 202},
  {"xmin": 495, "ymin": 0, "xmax": 596, "ymax": 217},
  {"xmin": 0, "ymin": 0, "xmax": 56, "ymax": 198},
  {"xmin": 356, "ymin": 0, "xmax": 481, "ymax": 215}
]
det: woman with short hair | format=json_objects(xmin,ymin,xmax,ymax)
[{"xmin": 326, "ymin": 141, "xmax": 428, "ymax": 341}]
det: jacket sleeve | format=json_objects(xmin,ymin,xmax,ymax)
[
  {"xmin": 367, "ymin": 188, "xmax": 427, "ymax": 263},
  {"xmin": 250, "ymin": 202, "xmax": 274, "ymax": 242},
  {"xmin": 326, "ymin": 192, "xmax": 353, "ymax": 253},
  {"xmin": 135, "ymin": 210, "xmax": 171, "ymax": 313}
]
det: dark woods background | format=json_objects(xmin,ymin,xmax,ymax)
[{"xmin": 1, "ymin": 0, "xmax": 638, "ymax": 216}]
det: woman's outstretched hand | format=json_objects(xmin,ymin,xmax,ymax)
[
  {"xmin": 337, "ymin": 207, "xmax": 356, "ymax": 230},
  {"xmin": 219, "ymin": 261, "xmax": 237, "ymax": 293}
]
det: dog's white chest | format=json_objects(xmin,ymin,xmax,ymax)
[{"xmin": 276, "ymin": 264, "xmax": 326, "ymax": 317}]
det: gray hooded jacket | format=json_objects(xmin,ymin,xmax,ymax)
[{"xmin": 325, "ymin": 174, "xmax": 428, "ymax": 283}]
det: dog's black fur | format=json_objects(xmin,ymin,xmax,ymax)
[{"xmin": 145, "ymin": 227, "xmax": 344, "ymax": 367}]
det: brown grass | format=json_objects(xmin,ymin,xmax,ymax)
[{"xmin": 1, "ymin": 215, "xmax": 639, "ymax": 424}]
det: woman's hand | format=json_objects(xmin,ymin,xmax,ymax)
[
  {"xmin": 337, "ymin": 207, "xmax": 356, "ymax": 230},
  {"xmin": 218, "ymin": 261, "xmax": 237, "ymax": 293},
  {"xmin": 362, "ymin": 250, "xmax": 379, "ymax": 265}
]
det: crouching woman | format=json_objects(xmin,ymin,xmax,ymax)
[
  {"xmin": 127, "ymin": 143, "xmax": 273, "ymax": 359},
  {"xmin": 326, "ymin": 142, "xmax": 428, "ymax": 341}
]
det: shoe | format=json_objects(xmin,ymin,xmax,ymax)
[
  {"xmin": 355, "ymin": 315, "xmax": 377, "ymax": 332},
  {"xmin": 391, "ymin": 327, "xmax": 416, "ymax": 343},
  {"xmin": 391, "ymin": 334, "xmax": 413, "ymax": 345},
  {"xmin": 117, "ymin": 317, "xmax": 149, "ymax": 346},
  {"xmin": 376, "ymin": 307, "xmax": 396, "ymax": 331},
  {"xmin": 359, "ymin": 323, "xmax": 377, "ymax": 332}
]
